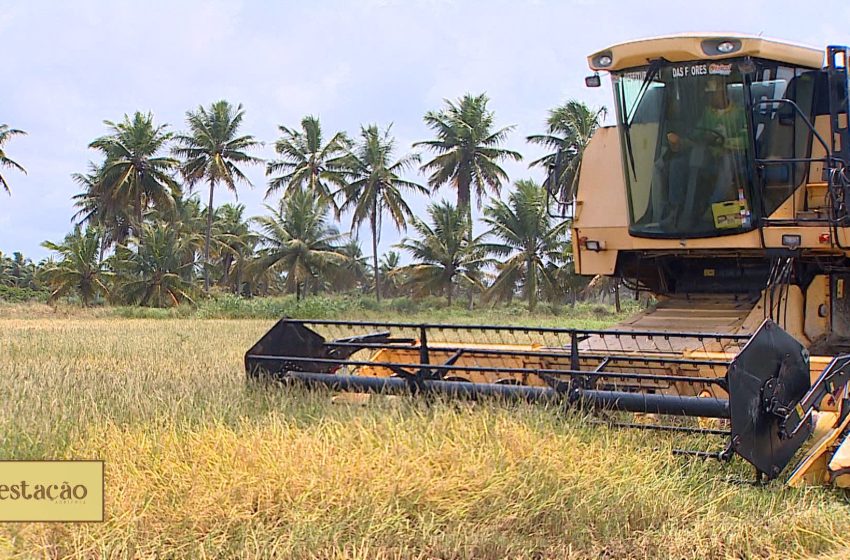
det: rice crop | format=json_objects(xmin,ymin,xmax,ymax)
[{"xmin": 0, "ymin": 314, "xmax": 848, "ymax": 559}]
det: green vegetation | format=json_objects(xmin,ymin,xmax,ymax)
[
  {"xmin": 0, "ymin": 285, "xmax": 47, "ymax": 303},
  {"xmin": 252, "ymin": 191, "xmax": 346, "ymax": 299},
  {"xmin": 338, "ymin": 124, "xmax": 426, "ymax": 302},
  {"xmin": 416, "ymin": 93, "xmax": 522, "ymax": 224},
  {"xmin": 527, "ymin": 100, "xmax": 606, "ymax": 205},
  {"xmin": 396, "ymin": 200, "xmax": 488, "ymax": 305},
  {"xmin": 173, "ymin": 100, "xmax": 263, "ymax": 292},
  {"xmin": 0, "ymin": 313, "xmax": 848, "ymax": 558},
  {"xmin": 87, "ymin": 111, "xmax": 180, "ymax": 230},
  {"xmin": 265, "ymin": 114, "xmax": 350, "ymax": 209},
  {"xmin": 0, "ymin": 123, "xmax": 26, "ymax": 194},
  {"xmin": 2, "ymin": 96, "xmax": 614, "ymax": 313},
  {"xmin": 40, "ymin": 226, "xmax": 112, "ymax": 306},
  {"xmin": 482, "ymin": 179, "xmax": 572, "ymax": 311}
]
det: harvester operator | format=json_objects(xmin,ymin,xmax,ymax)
[{"xmin": 662, "ymin": 76, "xmax": 748, "ymax": 230}]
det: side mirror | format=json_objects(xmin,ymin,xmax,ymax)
[{"xmin": 585, "ymin": 74, "xmax": 601, "ymax": 88}]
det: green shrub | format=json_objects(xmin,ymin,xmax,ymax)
[
  {"xmin": 0, "ymin": 285, "xmax": 49, "ymax": 303},
  {"xmin": 101, "ymin": 292, "xmax": 640, "ymax": 324},
  {"xmin": 389, "ymin": 297, "xmax": 421, "ymax": 314},
  {"xmin": 193, "ymin": 294, "xmax": 363, "ymax": 320}
]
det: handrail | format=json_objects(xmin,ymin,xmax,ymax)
[
  {"xmin": 751, "ymin": 98, "xmax": 850, "ymax": 229},
  {"xmin": 751, "ymin": 98, "xmax": 833, "ymax": 162}
]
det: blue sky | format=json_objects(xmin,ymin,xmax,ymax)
[{"xmin": 1, "ymin": 0, "xmax": 846, "ymax": 260}]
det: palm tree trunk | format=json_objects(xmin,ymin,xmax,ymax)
[
  {"xmin": 371, "ymin": 212, "xmax": 381, "ymax": 303},
  {"xmin": 235, "ymin": 256, "xmax": 243, "ymax": 295},
  {"xmin": 134, "ymin": 197, "xmax": 143, "ymax": 236},
  {"xmin": 203, "ymin": 180, "xmax": 215, "ymax": 293},
  {"xmin": 527, "ymin": 257, "xmax": 538, "ymax": 311},
  {"xmin": 458, "ymin": 175, "xmax": 472, "ymax": 233},
  {"xmin": 98, "ymin": 233, "xmax": 106, "ymax": 265},
  {"xmin": 221, "ymin": 254, "xmax": 233, "ymax": 287}
]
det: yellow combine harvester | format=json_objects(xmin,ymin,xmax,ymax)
[{"xmin": 247, "ymin": 34, "xmax": 850, "ymax": 488}]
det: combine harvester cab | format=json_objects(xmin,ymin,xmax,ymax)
[{"xmin": 246, "ymin": 318, "xmax": 850, "ymax": 485}]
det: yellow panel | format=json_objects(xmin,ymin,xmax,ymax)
[
  {"xmin": 575, "ymin": 247, "xmax": 617, "ymax": 276},
  {"xmin": 805, "ymin": 275, "xmax": 830, "ymax": 342},
  {"xmin": 805, "ymin": 182, "xmax": 829, "ymax": 212},
  {"xmin": 762, "ymin": 227, "xmax": 836, "ymax": 251},
  {"xmin": 808, "ymin": 115, "xmax": 831, "ymax": 184},
  {"xmin": 787, "ymin": 411, "xmax": 849, "ymax": 487},
  {"xmin": 573, "ymin": 127, "xmax": 628, "ymax": 229}
]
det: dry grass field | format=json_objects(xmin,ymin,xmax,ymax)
[{"xmin": 1, "ymin": 305, "xmax": 849, "ymax": 558}]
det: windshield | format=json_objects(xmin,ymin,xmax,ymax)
[{"xmin": 614, "ymin": 60, "xmax": 753, "ymax": 237}]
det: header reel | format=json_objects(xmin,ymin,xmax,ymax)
[{"xmin": 246, "ymin": 318, "xmax": 850, "ymax": 481}]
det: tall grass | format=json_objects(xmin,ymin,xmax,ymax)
[
  {"xmin": 71, "ymin": 292, "xmax": 642, "ymax": 330},
  {"xmin": 1, "ymin": 292, "xmax": 640, "ymax": 330},
  {"xmin": 0, "ymin": 316, "xmax": 848, "ymax": 558}
]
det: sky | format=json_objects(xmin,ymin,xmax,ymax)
[{"xmin": 1, "ymin": 0, "xmax": 848, "ymax": 261}]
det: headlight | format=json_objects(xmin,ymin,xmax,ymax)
[
  {"xmin": 717, "ymin": 41, "xmax": 736, "ymax": 53},
  {"xmin": 701, "ymin": 38, "xmax": 742, "ymax": 56},
  {"xmin": 593, "ymin": 52, "xmax": 614, "ymax": 68}
]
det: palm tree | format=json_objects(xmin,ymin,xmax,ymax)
[
  {"xmin": 265, "ymin": 116, "xmax": 349, "ymax": 209},
  {"xmin": 0, "ymin": 124, "xmax": 26, "ymax": 195},
  {"xmin": 173, "ymin": 100, "xmax": 262, "ymax": 292},
  {"xmin": 147, "ymin": 195, "xmax": 206, "ymax": 282},
  {"xmin": 526, "ymin": 100, "xmax": 606, "ymax": 209},
  {"xmin": 212, "ymin": 203, "xmax": 255, "ymax": 291},
  {"xmin": 252, "ymin": 189, "xmax": 346, "ymax": 300},
  {"xmin": 331, "ymin": 239, "xmax": 369, "ymax": 293},
  {"xmin": 72, "ymin": 162, "xmax": 134, "ymax": 260},
  {"xmin": 88, "ymin": 112, "xmax": 180, "ymax": 231},
  {"xmin": 338, "ymin": 124, "xmax": 427, "ymax": 302},
  {"xmin": 379, "ymin": 251, "xmax": 403, "ymax": 298},
  {"xmin": 0, "ymin": 251, "xmax": 38, "ymax": 289},
  {"xmin": 396, "ymin": 200, "xmax": 488, "ymax": 305},
  {"xmin": 542, "ymin": 241, "xmax": 590, "ymax": 306},
  {"xmin": 481, "ymin": 179, "xmax": 570, "ymax": 311},
  {"xmin": 0, "ymin": 252, "xmax": 11, "ymax": 286},
  {"xmin": 114, "ymin": 223, "xmax": 196, "ymax": 307},
  {"xmin": 415, "ymin": 93, "xmax": 522, "ymax": 225},
  {"xmin": 40, "ymin": 227, "xmax": 111, "ymax": 306}
]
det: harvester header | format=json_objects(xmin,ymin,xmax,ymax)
[{"xmin": 246, "ymin": 318, "xmax": 850, "ymax": 483}]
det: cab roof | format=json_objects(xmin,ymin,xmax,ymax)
[{"xmin": 588, "ymin": 33, "xmax": 824, "ymax": 72}]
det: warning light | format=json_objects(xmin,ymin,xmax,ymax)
[{"xmin": 819, "ymin": 232, "xmax": 831, "ymax": 244}]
